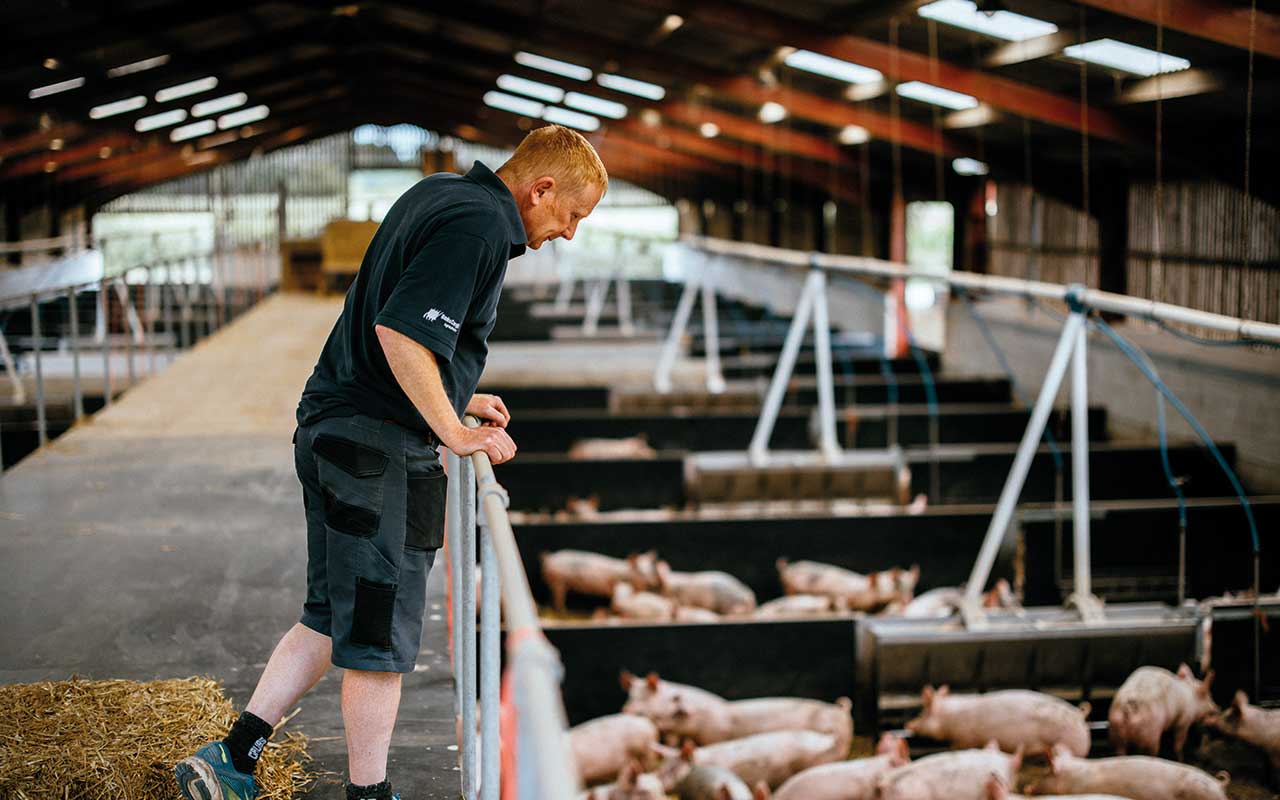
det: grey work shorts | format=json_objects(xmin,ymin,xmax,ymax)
[{"xmin": 294, "ymin": 413, "xmax": 445, "ymax": 673}]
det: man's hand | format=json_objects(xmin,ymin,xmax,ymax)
[
  {"xmin": 444, "ymin": 425, "xmax": 518, "ymax": 465},
  {"xmin": 466, "ymin": 393, "xmax": 511, "ymax": 428}
]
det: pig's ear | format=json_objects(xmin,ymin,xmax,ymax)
[
  {"xmin": 679, "ymin": 739, "xmax": 696, "ymax": 760},
  {"xmin": 1078, "ymin": 701, "xmax": 1092, "ymax": 717},
  {"xmin": 983, "ymin": 739, "xmax": 1000, "ymax": 752},
  {"xmin": 776, "ymin": 558, "xmax": 788, "ymax": 574},
  {"xmin": 1177, "ymin": 662, "xmax": 1194, "ymax": 680},
  {"xmin": 921, "ymin": 685, "xmax": 935, "ymax": 710},
  {"xmin": 897, "ymin": 737, "xmax": 911, "ymax": 763},
  {"xmin": 937, "ymin": 685, "xmax": 950, "ymax": 700},
  {"xmin": 890, "ymin": 566, "xmax": 902, "ymax": 582},
  {"xmin": 1201, "ymin": 669, "xmax": 1215, "ymax": 694},
  {"xmin": 646, "ymin": 672, "xmax": 661, "ymax": 690},
  {"xmin": 1234, "ymin": 690, "xmax": 1249, "ymax": 711},
  {"xmin": 620, "ymin": 670, "xmax": 636, "ymax": 691},
  {"xmin": 752, "ymin": 781, "xmax": 771, "ymax": 800},
  {"xmin": 984, "ymin": 775, "xmax": 1007, "ymax": 800},
  {"xmin": 649, "ymin": 741, "xmax": 678, "ymax": 758},
  {"xmin": 1009, "ymin": 744, "xmax": 1024, "ymax": 771}
]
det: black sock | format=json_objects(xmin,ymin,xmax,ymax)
[
  {"xmin": 222, "ymin": 710, "xmax": 274, "ymax": 775},
  {"xmin": 346, "ymin": 779, "xmax": 393, "ymax": 800}
]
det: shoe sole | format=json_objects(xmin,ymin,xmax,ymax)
[{"xmin": 175, "ymin": 755, "xmax": 223, "ymax": 800}]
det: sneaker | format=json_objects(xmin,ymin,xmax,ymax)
[{"xmin": 174, "ymin": 741, "xmax": 257, "ymax": 800}]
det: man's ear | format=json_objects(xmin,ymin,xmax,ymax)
[{"xmin": 530, "ymin": 175, "xmax": 556, "ymax": 204}]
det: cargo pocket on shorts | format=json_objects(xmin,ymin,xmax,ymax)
[
  {"xmin": 314, "ymin": 433, "xmax": 388, "ymax": 538},
  {"xmin": 352, "ymin": 576, "xmax": 397, "ymax": 649},
  {"xmin": 406, "ymin": 470, "xmax": 446, "ymax": 551}
]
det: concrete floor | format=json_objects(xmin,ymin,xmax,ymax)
[{"xmin": 0, "ymin": 294, "xmax": 461, "ymax": 798}]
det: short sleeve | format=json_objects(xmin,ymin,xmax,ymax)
[{"xmin": 375, "ymin": 232, "xmax": 491, "ymax": 362}]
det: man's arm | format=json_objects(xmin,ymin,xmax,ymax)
[{"xmin": 375, "ymin": 323, "xmax": 517, "ymax": 464}]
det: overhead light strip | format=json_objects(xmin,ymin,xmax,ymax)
[
  {"xmin": 514, "ymin": 51, "xmax": 592, "ymax": 81},
  {"xmin": 484, "ymin": 90, "xmax": 545, "ymax": 117},
  {"xmin": 107, "ymin": 54, "xmax": 171, "ymax": 78},
  {"xmin": 784, "ymin": 49, "xmax": 882, "ymax": 84},
  {"xmin": 917, "ymin": 0, "xmax": 1057, "ymax": 42},
  {"xmin": 192, "ymin": 92, "xmax": 248, "ymax": 117},
  {"xmin": 1063, "ymin": 38, "xmax": 1190, "ymax": 76},
  {"xmin": 497, "ymin": 74, "xmax": 565, "ymax": 103},
  {"xmin": 895, "ymin": 80, "xmax": 978, "ymax": 110},
  {"xmin": 596, "ymin": 73, "xmax": 665, "ymax": 100},
  {"xmin": 89, "ymin": 95, "xmax": 147, "ymax": 119},
  {"xmin": 564, "ymin": 91, "xmax": 627, "ymax": 119},
  {"xmin": 541, "ymin": 106, "xmax": 600, "ymax": 132},
  {"xmin": 155, "ymin": 76, "xmax": 218, "ymax": 103},
  {"xmin": 29, "ymin": 77, "xmax": 85, "ymax": 99},
  {"xmin": 171, "ymin": 119, "xmax": 217, "ymax": 142},
  {"xmin": 217, "ymin": 105, "xmax": 269, "ymax": 129},
  {"xmin": 135, "ymin": 108, "xmax": 187, "ymax": 131}
]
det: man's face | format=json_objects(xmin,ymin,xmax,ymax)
[{"xmin": 521, "ymin": 177, "xmax": 604, "ymax": 249}]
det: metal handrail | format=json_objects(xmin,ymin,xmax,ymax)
[
  {"xmin": 449, "ymin": 417, "xmax": 580, "ymax": 800},
  {"xmin": 689, "ymin": 235, "xmax": 1280, "ymax": 343}
]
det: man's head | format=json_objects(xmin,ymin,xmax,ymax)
[{"xmin": 496, "ymin": 125, "xmax": 608, "ymax": 249}]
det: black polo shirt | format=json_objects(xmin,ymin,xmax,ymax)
[{"xmin": 297, "ymin": 161, "xmax": 526, "ymax": 436}]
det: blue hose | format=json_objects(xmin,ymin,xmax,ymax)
[{"xmin": 1092, "ymin": 317, "xmax": 1259, "ymax": 555}]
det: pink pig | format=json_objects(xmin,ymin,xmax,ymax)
[
  {"xmin": 985, "ymin": 774, "xmax": 1128, "ymax": 799},
  {"xmin": 569, "ymin": 713, "xmax": 660, "ymax": 785},
  {"xmin": 768, "ymin": 733, "xmax": 910, "ymax": 800},
  {"xmin": 1027, "ymin": 743, "xmax": 1228, "ymax": 800},
  {"xmin": 754, "ymin": 594, "xmax": 848, "ymax": 618},
  {"xmin": 906, "ymin": 685, "xmax": 1091, "ymax": 756},
  {"xmin": 620, "ymin": 671, "xmax": 851, "ymax": 752},
  {"xmin": 652, "ymin": 730, "xmax": 841, "ymax": 791},
  {"xmin": 1108, "ymin": 664, "xmax": 1217, "ymax": 759},
  {"xmin": 877, "ymin": 741, "xmax": 1023, "ymax": 800},
  {"xmin": 655, "ymin": 562, "xmax": 757, "ymax": 615},
  {"xmin": 577, "ymin": 761, "xmax": 667, "ymax": 800},
  {"xmin": 1204, "ymin": 690, "xmax": 1280, "ymax": 775},
  {"xmin": 776, "ymin": 559, "xmax": 918, "ymax": 611},
  {"xmin": 541, "ymin": 549, "xmax": 661, "ymax": 611}
]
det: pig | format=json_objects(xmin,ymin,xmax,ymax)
[
  {"xmin": 1204, "ymin": 690, "xmax": 1280, "ymax": 775},
  {"xmin": 889, "ymin": 580, "xmax": 1019, "ymax": 618},
  {"xmin": 540, "ymin": 549, "xmax": 660, "ymax": 611},
  {"xmin": 656, "ymin": 562, "xmax": 757, "ymax": 614},
  {"xmin": 570, "ymin": 713, "xmax": 660, "ymax": 785},
  {"xmin": 1108, "ymin": 664, "xmax": 1217, "ymax": 759},
  {"xmin": 984, "ymin": 775, "xmax": 1128, "ymax": 800},
  {"xmin": 653, "ymin": 731, "xmax": 840, "ymax": 791},
  {"xmin": 674, "ymin": 764, "xmax": 755, "ymax": 800},
  {"xmin": 776, "ymin": 559, "xmax": 918, "ymax": 611},
  {"xmin": 1027, "ymin": 743, "xmax": 1229, "ymax": 800},
  {"xmin": 579, "ymin": 761, "xmax": 667, "ymax": 800},
  {"xmin": 569, "ymin": 436, "xmax": 658, "ymax": 460},
  {"xmin": 754, "ymin": 594, "xmax": 848, "ymax": 618},
  {"xmin": 620, "ymin": 671, "xmax": 852, "ymax": 750},
  {"xmin": 769, "ymin": 733, "xmax": 909, "ymax": 800},
  {"xmin": 877, "ymin": 741, "xmax": 1023, "ymax": 800},
  {"xmin": 612, "ymin": 583, "xmax": 677, "ymax": 621},
  {"xmin": 674, "ymin": 605, "xmax": 722, "ymax": 623},
  {"xmin": 906, "ymin": 685, "xmax": 1091, "ymax": 757}
]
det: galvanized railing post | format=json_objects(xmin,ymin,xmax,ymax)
[
  {"xmin": 1068, "ymin": 295, "xmax": 1103, "ymax": 622},
  {"xmin": 478, "ymin": 520, "xmax": 500, "ymax": 800},
  {"xmin": 67, "ymin": 286, "xmax": 83, "ymax": 420},
  {"xmin": 100, "ymin": 277, "xmax": 113, "ymax": 408},
  {"xmin": 447, "ymin": 449, "xmax": 464, "ymax": 714},
  {"xmin": 459, "ymin": 454, "xmax": 478, "ymax": 800},
  {"xmin": 29, "ymin": 294, "xmax": 47, "ymax": 447},
  {"xmin": 654, "ymin": 279, "xmax": 700, "ymax": 394},
  {"xmin": 748, "ymin": 271, "xmax": 819, "ymax": 466},
  {"xmin": 809, "ymin": 266, "xmax": 840, "ymax": 461},
  {"xmin": 616, "ymin": 276, "xmax": 634, "ymax": 338},
  {"xmin": 962, "ymin": 309, "xmax": 1085, "ymax": 626},
  {"xmin": 700, "ymin": 279, "xmax": 726, "ymax": 395}
]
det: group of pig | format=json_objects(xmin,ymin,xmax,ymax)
[
  {"xmin": 540, "ymin": 549, "xmax": 1020, "ymax": 623},
  {"xmin": 570, "ymin": 665, "xmax": 1280, "ymax": 800}
]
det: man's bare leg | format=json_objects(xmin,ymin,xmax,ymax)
[
  {"xmin": 342, "ymin": 669, "xmax": 403, "ymax": 786},
  {"xmin": 244, "ymin": 622, "xmax": 334, "ymax": 725}
]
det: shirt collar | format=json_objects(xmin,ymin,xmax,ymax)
[{"xmin": 465, "ymin": 160, "xmax": 527, "ymax": 258}]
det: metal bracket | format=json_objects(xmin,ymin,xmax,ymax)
[{"xmin": 477, "ymin": 473, "xmax": 511, "ymax": 513}]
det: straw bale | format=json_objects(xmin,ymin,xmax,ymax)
[{"xmin": 0, "ymin": 675, "xmax": 317, "ymax": 800}]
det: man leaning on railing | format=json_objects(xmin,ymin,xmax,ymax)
[{"xmin": 173, "ymin": 125, "xmax": 608, "ymax": 800}]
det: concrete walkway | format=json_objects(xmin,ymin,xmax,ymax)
[{"xmin": 0, "ymin": 293, "xmax": 460, "ymax": 798}]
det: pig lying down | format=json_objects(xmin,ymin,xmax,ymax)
[
  {"xmin": 984, "ymin": 775, "xmax": 1128, "ymax": 800},
  {"xmin": 1028, "ymin": 743, "xmax": 1229, "ymax": 800},
  {"xmin": 1108, "ymin": 663, "xmax": 1217, "ymax": 759},
  {"xmin": 753, "ymin": 594, "xmax": 848, "ymax": 618},
  {"xmin": 655, "ymin": 561, "xmax": 757, "ymax": 615},
  {"xmin": 577, "ymin": 762, "xmax": 666, "ymax": 800},
  {"xmin": 907, "ymin": 685, "xmax": 1091, "ymax": 757},
  {"xmin": 651, "ymin": 731, "xmax": 841, "ymax": 791},
  {"xmin": 620, "ymin": 671, "xmax": 852, "ymax": 753},
  {"xmin": 876, "ymin": 741, "xmax": 1023, "ymax": 800},
  {"xmin": 568, "ymin": 436, "xmax": 658, "ymax": 460},
  {"xmin": 569, "ymin": 713, "xmax": 659, "ymax": 785},
  {"xmin": 541, "ymin": 549, "xmax": 660, "ymax": 611},
  {"xmin": 776, "ymin": 559, "xmax": 919, "ymax": 611},
  {"xmin": 673, "ymin": 764, "xmax": 759, "ymax": 800},
  {"xmin": 767, "ymin": 733, "xmax": 909, "ymax": 800}
]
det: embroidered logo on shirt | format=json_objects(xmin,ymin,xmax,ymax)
[{"xmin": 423, "ymin": 308, "xmax": 460, "ymax": 332}]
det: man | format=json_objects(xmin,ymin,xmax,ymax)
[{"xmin": 175, "ymin": 124, "xmax": 607, "ymax": 800}]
